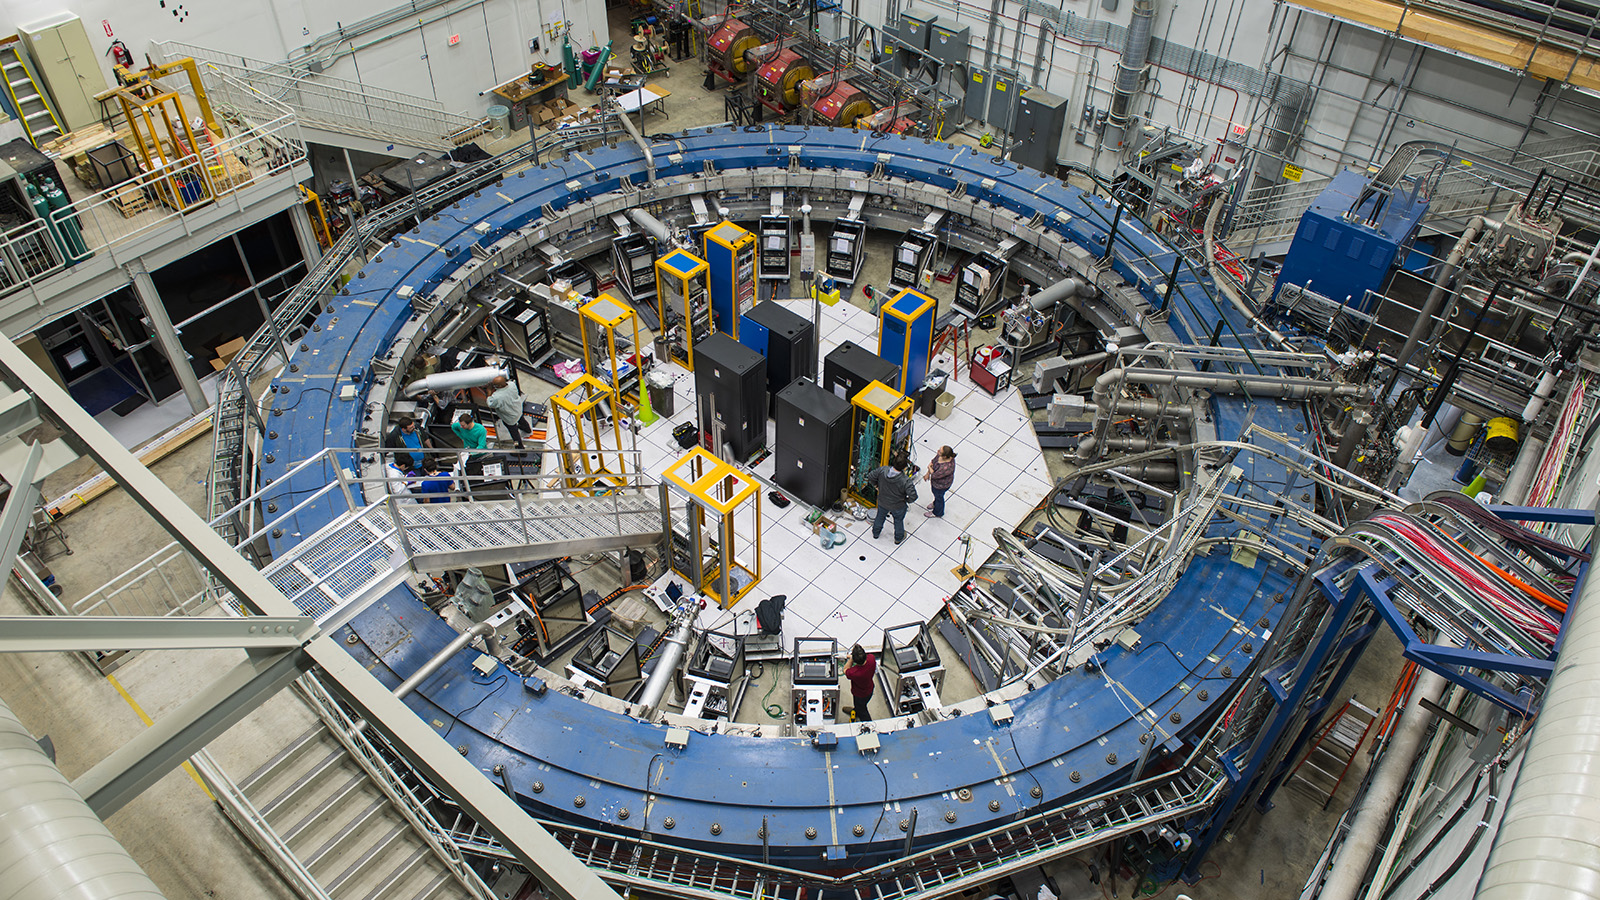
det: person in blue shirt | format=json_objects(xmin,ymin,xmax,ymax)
[
  {"xmin": 385, "ymin": 417, "xmax": 430, "ymax": 471},
  {"xmin": 417, "ymin": 461, "xmax": 454, "ymax": 503},
  {"xmin": 452, "ymin": 412, "xmax": 488, "ymax": 454}
]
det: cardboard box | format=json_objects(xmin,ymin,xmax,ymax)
[
  {"xmin": 534, "ymin": 106, "xmax": 556, "ymax": 125},
  {"xmin": 213, "ymin": 337, "xmax": 246, "ymax": 369}
]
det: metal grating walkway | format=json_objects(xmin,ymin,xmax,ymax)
[{"xmin": 239, "ymin": 489, "xmax": 664, "ymax": 626}]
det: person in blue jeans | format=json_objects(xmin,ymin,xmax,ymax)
[
  {"xmin": 870, "ymin": 453, "xmax": 917, "ymax": 544},
  {"xmin": 923, "ymin": 445, "xmax": 957, "ymax": 517}
]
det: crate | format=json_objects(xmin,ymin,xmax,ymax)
[{"xmin": 111, "ymin": 184, "xmax": 150, "ymax": 217}]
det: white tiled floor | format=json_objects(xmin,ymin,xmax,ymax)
[{"xmin": 611, "ymin": 299, "xmax": 1054, "ymax": 651}]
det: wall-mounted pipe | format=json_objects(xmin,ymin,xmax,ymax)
[
  {"xmin": 1105, "ymin": 0, "xmax": 1156, "ymax": 148},
  {"xmin": 402, "ymin": 366, "xmax": 505, "ymax": 397},
  {"xmin": 0, "ymin": 696, "xmax": 166, "ymax": 899}
]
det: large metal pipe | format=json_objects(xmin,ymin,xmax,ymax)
[
  {"xmin": 1317, "ymin": 666, "xmax": 1450, "ymax": 900},
  {"xmin": 1105, "ymin": 0, "xmax": 1155, "ymax": 147},
  {"xmin": 637, "ymin": 614, "xmax": 696, "ymax": 717},
  {"xmin": 402, "ymin": 366, "xmax": 506, "ymax": 398},
  {"xmin": 1385, "ymin": 216, "xmax": 1488, "ymax": 401},
  {"xmin": 0, "ymin": 695, "xmax": 166, "ymax": 899},
  {"xmin": 615, "ymin": 104, "xmax": 657, "ymax": 184},
  {"xmin": 1477, "ymin": 499, "xmax": 1600, "ymax": 898},
  {"xmin": 628, "ymin": 209, "xmax": 671, "ymax": 244},
  {"xmin": 395, "ymin": 621, "xmax": 496, "ymax": 699},
  {"xmin": 1030, "ymin": 277, "xmax": 1091, "ymax": 310}
]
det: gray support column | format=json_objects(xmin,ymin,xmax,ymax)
[
  {"xmin": 125, "ymin": 260, "xmax": 206, "ymax": 413},
  {"xmin": 287, "ymin": 197, "xmax": 324, "ymax": 266}
]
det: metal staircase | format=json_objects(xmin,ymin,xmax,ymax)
[
  {"xmin": 237, "ymin": 722, "xmax": 468, "ymax": 900},
  {"xmin": 0, "ymin": 38, "xmax": 62, "ymax": 146}
]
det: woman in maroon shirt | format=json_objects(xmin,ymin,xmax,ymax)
[{"xmin": 845, "ymin": 644, "xmax": 876, "ymax": 721}]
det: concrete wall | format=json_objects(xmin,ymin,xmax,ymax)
[{"xmin": 0, "ymin": 0, "xmax": 608, "ymax": 123}]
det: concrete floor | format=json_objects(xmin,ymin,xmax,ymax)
[{"xmin": 0, "ymin": 7, "xmax": 1410, "ymax": 900}]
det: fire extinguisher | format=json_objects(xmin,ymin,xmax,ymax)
[{"xmin": 107, "ymin": 40, "xmax": 133, "ymax": 69}]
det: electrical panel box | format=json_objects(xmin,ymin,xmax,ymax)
[
  {"xmin": 1274, "ymin": 169, "xmax": 1428, "ymax": 313},
  {"xmin": 928, "ymin": 21, "xmax": 971, "ymax": 65},
  {"xmin": 987, "ymin": 68, "xmax": 1021, "ymax": 131},
  {"xmin": 695, "ymin": 333, "xmax": 767, "ymax": 462},
  {"xmin": 967, "ymin": 66, "xmax": 992, "ymax": 122},
  {"xmin": 739, "ymin": 300, "xmax": 816, "ymax": 411},
  {"xmin": 1011, "ymin": 87, "xmax": 1069, "ymax": 173},
  {"xmin": 775, "ymin": 378, "xmax": 853, "ymax": 508},
  {"xmin": 879, "ymin": 288, "xmax": 938, "ymax": 395},
  {"xmin": 704, "ymin": 220, "xmax": 757, "ymax": 338},
  {"xmin": 824, "ymin": 340, "xmax": 900, "ymax": 404},
  {"xmin": 656, "ymin": 250, "xmax": 712, "ymax": 370},
  {"xmin": 611, "ymin": 233, "xmax": 657, "ymax": 305},
  {"xmin": 848, "ymin": 381, "xmax": 917, "ymax": 507}
]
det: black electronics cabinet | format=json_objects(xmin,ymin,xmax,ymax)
[
  {"xmin": 694, "ymin": 333, "xmax": 767, "ymax": 462},
  {"xmin": 775, "ymin": 378, "xmax": 852, "ymax": 508},
  {"xmin": 1010, "ymin": 87, "xmax": 1069, "ymax": 174},
  {"xmin": 738, "ymin": 301, "xmax": 816, "ymax": 412},
  {"xmin": 823, "ymin": 340, "xmax": 899, "ymax": 403}
]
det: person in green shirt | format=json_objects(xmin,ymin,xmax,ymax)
[{"xmin": 452, "ymin": 412, "xmax": 488, "ymax": 454}]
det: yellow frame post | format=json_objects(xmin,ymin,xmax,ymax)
[
  {"xmin": 663, "ymin": 446, "xmax": 762, "ymax": 608},
  {"xmin": 549, "ymin": 374, "xmax": 628, "ymax": 493},
  {"xmin": 655, "ymin": 249, "xmax": 710, "ymax": 370},
  {"xmin": 847, "ymin": 380, "xmax": 915, "ymax": 507},
  {"xmin": 580, "ymin": 293, "xmax": 644, "ymax": 412}
]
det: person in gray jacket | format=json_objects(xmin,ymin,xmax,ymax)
[
  {"xmin": 485, "ymin": 374, "xmax": 525, "ymax": 448},
  {"xmin": 870, "ymin": 453, "xmax": 918, "ymax": 544}
]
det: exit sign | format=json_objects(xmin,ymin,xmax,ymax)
[{"xmin": 447, "ymin": 33, "xmax": 461, "ymax": 46}]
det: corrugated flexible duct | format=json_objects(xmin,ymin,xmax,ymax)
[
  {"xmin": 0, "ymin": 696, "xmax": 166, "ymax": 900},
  {"xmin": 1476, "ymin": 495, "xmax": 1600, "ymax": 900},
  {"xmin": 1105, "ymin": 0, "xmax": 1155, "ymax": 148}
]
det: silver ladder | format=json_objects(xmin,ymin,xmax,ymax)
[{"xmin": 0, "ymin": 38, "xmax": 61, "ymax": 147}]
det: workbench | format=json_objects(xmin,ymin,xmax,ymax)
[{"xmin": 490, "ymin": 68, "xmax": 570, "ymax": 131}]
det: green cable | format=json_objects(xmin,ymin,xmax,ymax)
[{"xmin": 760, "ymin": 673, "xmax": 785, "ymax": 719}]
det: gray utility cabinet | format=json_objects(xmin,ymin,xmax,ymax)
[
  {"xmin": 19, "ymin": 13, "xmax": 109, "ymax": 132},
  {"xmin": 1011, "ymin": 87, "xmax": 1069, "ymax": 173}
]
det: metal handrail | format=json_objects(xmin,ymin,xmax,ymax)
[
  {"xmin": 188, "ymin": 750, "xmax": 335, "ymax": 900},
  {"xmin": 296, "ymin": 674, "xmax": 496, "ymax": 900},
  {"xmin": 202, "ymin": 118, "xmax": 635, "ymax": 550}
]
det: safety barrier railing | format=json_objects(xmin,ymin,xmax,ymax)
[
  {"xmin": 0, "ymin": 217, "xmax": 64, "ymax": 290},
  {"xmin": 202, "ymin": 119, "xmax": 631, "ymax": 558},
  {"xmin": 44, "ymin": 111, "xmax": 305, "ymax": 260},
  {"xmin": 155, "ymin": 40, "xmax": 480, "ymax": 151},
  {"xmin": 297, "ymin": 673, "xmax": 496, "ymax": 900},
  {"xmin": 1229, "ymin": 136, "xmax": 1600, "ymax": 249}
]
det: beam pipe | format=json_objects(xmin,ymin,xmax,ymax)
[{"xmin": 395, "ymin": 621, "xmax": 496, "ymax": 699}]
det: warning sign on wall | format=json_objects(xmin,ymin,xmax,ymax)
[{"xmin": 1282, "ymin": 163, "xmax": 1304, "ymax": 182}]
